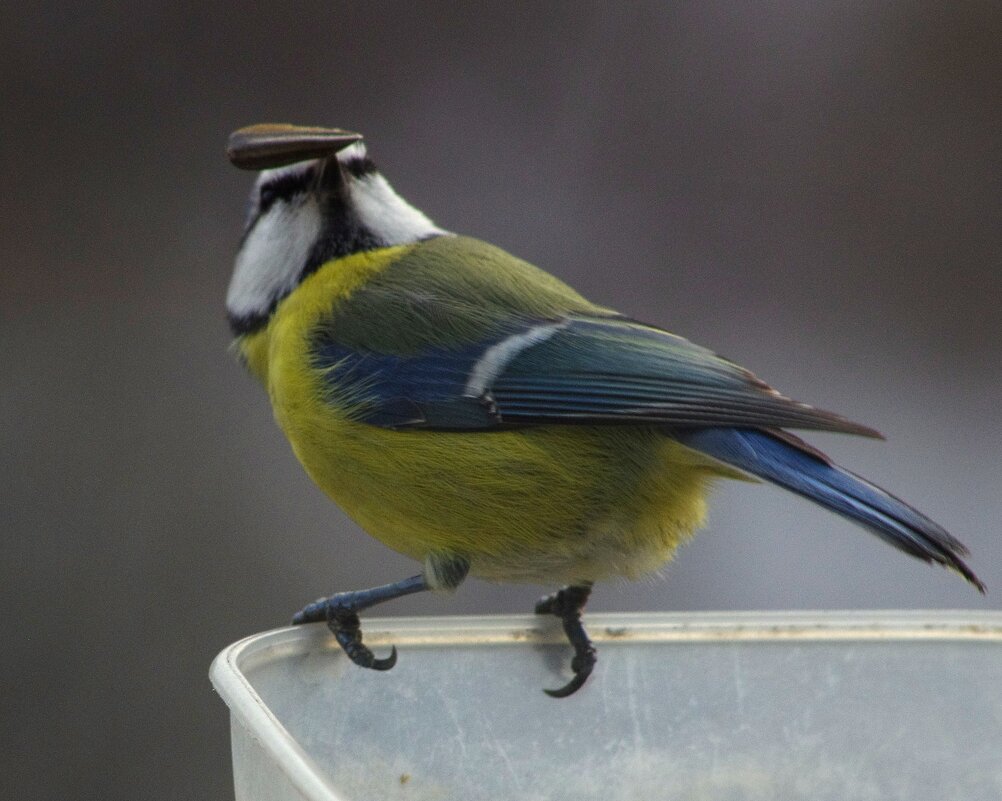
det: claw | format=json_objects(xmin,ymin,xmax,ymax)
[
  {"xmin": 326, "ymin": 606, "xmax": 399, "ymax": 672},
  {"xmin": 289, "ymin": 574, "xmax": 429, "ymax": 673},
  {"xmin": 544, "ymin": 644, "xmax": 597, "ymax": 697},
  {"xmin": 535, "ymin": 584, "xmax": 596, "ymax": 697},
  {"xmin": 336, "ymin": 630, "xmax": 398, "ymax": 670},
  {"xmin": 369, "ymin": 645, "xmax": 398, "ymax": 671}
]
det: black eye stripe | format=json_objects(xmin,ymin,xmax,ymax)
[
  {"xmin": 258, "ymin": 167, "xmax": 316, "ymax": 212},
  {"xmin": 341, "ymin": 156, "xmax": 377, "ymax": 179}
]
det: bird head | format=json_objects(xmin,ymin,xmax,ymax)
[{"xmin": 225, "ymin": 124, "xmax": 444, "ymax": 335}]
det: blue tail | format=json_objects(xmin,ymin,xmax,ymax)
[{"xmin": 675, "ymin": 427, "xmax": 984, "ymax": 591}]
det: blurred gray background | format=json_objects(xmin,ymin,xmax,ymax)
[{"xmin": 3, "ymin": 2, "xmax": 1000, "ymax": 799}]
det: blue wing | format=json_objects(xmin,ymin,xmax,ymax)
[
  {"xmin": 311, "ymin": 315, "xmax": 879, "ymax": 436},
  {"xmin": 674, "ymin": 427, "xmax": 983, "ymax": 589},
  {"xmin": 311, "ymin": 314, "xmax": 982, "ymax": 589}
]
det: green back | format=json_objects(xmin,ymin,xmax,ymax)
[{"xmin": 320, "ymin": 235, "xmax": 614, "ymax": 354}]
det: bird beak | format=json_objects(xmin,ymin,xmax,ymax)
[{"xmin": 227, "ymin": 124, "xmax": 363, "ymax": 170}]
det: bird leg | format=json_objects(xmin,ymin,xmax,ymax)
[
  {"xmin": 535, "ymin": 583, "xmax": 596, "ymax": 697},
  {"xmin": 292, "ymin": 574, "xmax": 429, "ymax": 671},
  {"xmin": 292, "ymin": 553, "xmax": 470, "ymax": 672}
]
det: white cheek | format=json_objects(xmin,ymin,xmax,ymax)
[
  {"xmin": 226, "ymin": 199, "xmax": 322, "ymax": 318},
  {"xmin": 350, "ymin": 174, "xmax": 447, "ymax": 246}
]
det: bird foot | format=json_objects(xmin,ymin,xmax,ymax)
[
  {"xmin": 535, "ymin": 584, "xmax": 596, "ymax": 697},
  {"xmin": 291, "ymin": 581, "xmax": 427, "ymax": 671}
]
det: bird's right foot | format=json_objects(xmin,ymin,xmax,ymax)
[{"xmin": 291, "ymin": 575, "xmax": 430, "ymax": 671}]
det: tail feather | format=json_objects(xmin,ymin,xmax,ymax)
[{"xmin": 675, "ymin": 427, "xmax": 984, "ymax": 592}]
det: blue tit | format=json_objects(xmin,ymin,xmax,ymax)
[{"xmin": 225, "ymin": 124, "xmax": 982, "ymax": 697}]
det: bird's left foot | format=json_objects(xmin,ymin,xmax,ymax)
[{"xmin": 535, "ymin": 583, "xmax": 596, "ymax": 697}]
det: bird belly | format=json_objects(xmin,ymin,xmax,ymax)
[
  {"xmin": 253, "ymin": 267, "xmax": 723, "ymax": 585},
  {"xmin": 279, "ymin": 391, "xmax": 719, "ymax": 584}
]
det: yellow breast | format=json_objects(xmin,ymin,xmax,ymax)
[{"xmin": 237, "ymin": 248, "xmax": 722, "ymax": 584}]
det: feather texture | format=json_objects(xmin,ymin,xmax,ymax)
[
  {"xmin": 234, "ymin": 233, "xmax": 981, "ymax": 590},
  {"xmin": 311, "ymin": 306, "xmax": 878, "ymax": 437},
  {"xmin": 674, "ymin": 428, "xmax": 983, "ymax": 589}
]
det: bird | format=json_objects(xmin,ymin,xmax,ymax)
[{"xmin": 225, "ymin": 123, "xmax": 983, "ymax": 697}]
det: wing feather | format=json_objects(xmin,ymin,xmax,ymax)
[{"xmin": 312, "ymin": 314, "xmax": 878, "ymax": 437}]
